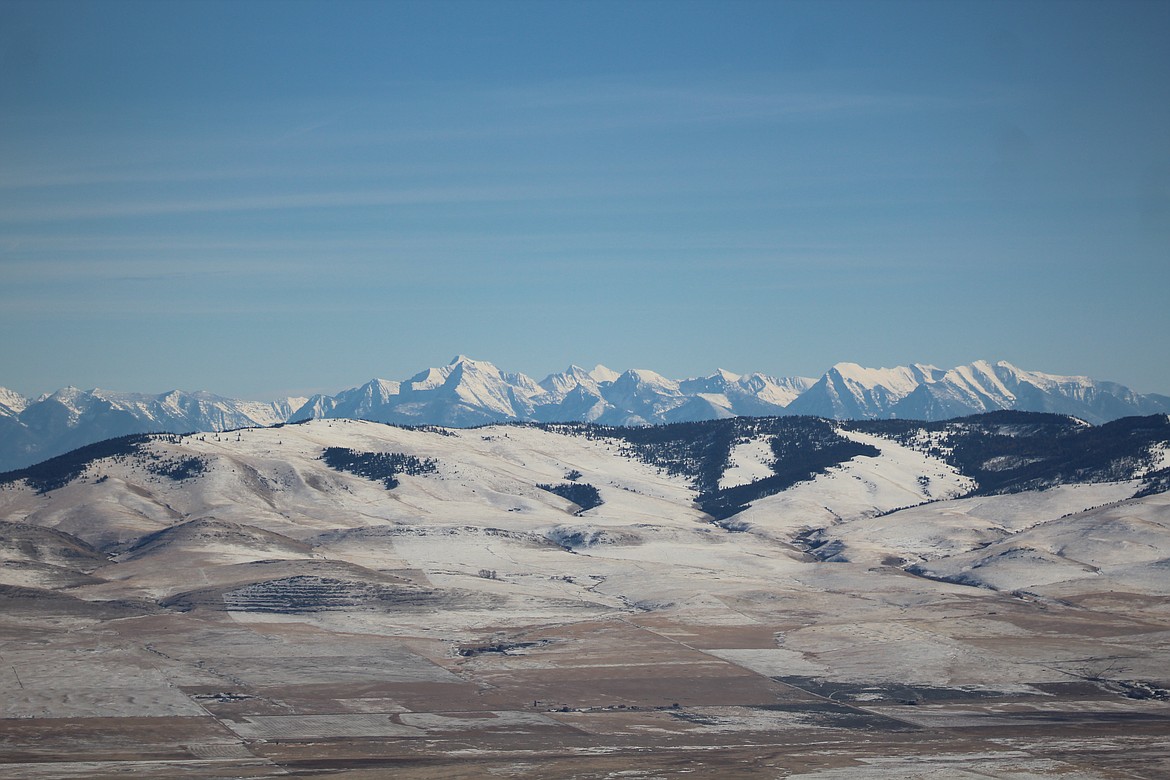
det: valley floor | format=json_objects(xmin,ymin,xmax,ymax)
[{"xmin": 2, "ymin": 570, "xmax": 1168, "ymax": 778}]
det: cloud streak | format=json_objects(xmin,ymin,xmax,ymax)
[{"xmin": 0, "ymin": 184, "xmax": 562, "ymax": 223}]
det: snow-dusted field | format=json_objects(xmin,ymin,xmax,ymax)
[{"xmin": 1, "ymin": 418, "xmax": 1168, "ymax": 777}]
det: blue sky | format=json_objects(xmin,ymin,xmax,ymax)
[{"xmin": 2, "ymin": 0, "xmax": 1167, "ymax": 399}]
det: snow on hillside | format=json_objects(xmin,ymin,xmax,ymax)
[
  {"xmin": 0, "ymin": 420, "xmax": 707, "ymax": 552},
  {"xmin": 827, "ymin": 481, "xmax": 1142, "ymax": 567},
  {"xmin": 588, "ymin": 364, "xmax": 621, "ymax": 384},
  {"xmin": 1142, "ymin": 443, "xmax": 1170, "ymax": 476},
  {"xmin": 906, "ymin": 492, "xmax": 1170, "ymax": 595},
  {"xmin": 733, "ymin": 429, "xmax": 974, "ymax": 536},
  {"xmin": 720, "ymin": 436, "xmax": 776, "ymax": 490}
]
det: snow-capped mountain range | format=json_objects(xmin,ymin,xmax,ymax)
[
  {"xmin": 287, "ymin": 355, "xmax": 1170, "ymax": 429},
  {"xmin": 286, "ymin": 356, "xmax": 818, "ymax": 429},
  {"xmin": 1, "ymin": 355, "xmax": 1168, "ymax": 472},
  {"xmin": 0, "ymin": 387, "xmax": 304, "ymax": 473}
]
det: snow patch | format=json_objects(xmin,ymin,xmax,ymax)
[{"xmin": 719, "ymin": 436, "xmax": 776, "ymax": 490}]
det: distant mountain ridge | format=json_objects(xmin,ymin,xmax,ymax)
[
  {"xmin": 286, "ymin": 356, "xmax": 1170, "ymax": 429},
  {"xmin": 285, "ymin": 356, "xmax": 818, "ymax": 429},
  {"xmin": 0, "ymin": 388, "xmax": 303, "ymax": 473},
  {"xmin": 2, "ymin": 355, "xmax": 1168, "ymax": 471},
  {"xmin": 786, "ymin": 360, "xmax": 1170, "ymax": 423}
]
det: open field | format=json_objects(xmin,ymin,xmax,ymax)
[{"xmin": 2, "ymin": 582, "xmax": 1167, "ymax": 778}]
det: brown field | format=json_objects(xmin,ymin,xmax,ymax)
[{"xmin": 2, "ymin": 601, "xmax": 1168, "ymax": 780}]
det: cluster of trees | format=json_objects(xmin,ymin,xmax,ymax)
[
  {"xmin": 0, "ymin": 434, "xmax": 208, "ymax": 493},
  {"xmin": 320, "ymin": 447, "xmax": 438, "ymax": 489},
  {"xmin": 542, "ymin": 417, "xmax": 882, "ymax": 520},
  {"xmin": 858, "ymin": 412, "xmax": 1170, "ymax": 496},
  {"xmin": 537, "ymin": 481, "xmax": 603, "ymax": 512}
]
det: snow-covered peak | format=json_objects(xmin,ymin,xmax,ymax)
[
  {"xmin": 589, "ymin": 365, "xmax": 621, "ymax": 384},
  {"xmin": 503, "ymin": 371, "xmax": 545, "ymax": 399},
  {"xmin": 0, "ymin": 387, "xmax": 29, "ymax": 416},
  {"xmin": 680, "ymin": 369, "xmax": 739, "ymax": 394},
  {"xmin": 367, "ymin": 378, "xmax": 402, "ymax": 397},
  {"xmin": 619, "ymin": 368, "xmax": 680, "ymax": 392},
  {"xmin": 409, "ymin": 356, "xmax": 506, "ymax": 393},
  {"xmin": 544, "ymin": 364, "xmax": 592, "ymax": 383},
  {"xmin": 828, "ymin": 362, "xmax": 928, "ymax": 396},
  {"xmin": 741, "ymin": 373, "xmax": 816, "ymax": 407},
  {"xmin": 598, "ymin": 369, "xmax": 685, "ymax": 420},
  {"xmin": 338, "ymin": 378, "xmax": 402, "ymax": 407},
  {"xmin": 440, "ymin": 358, "xmax": 544, "ymax": 417},
  {"xmin": 45, "ymin": 386, "xmax": 92, "ymax": 413},
  {"xmin": 448, "ymin": 354, "xmax": 502, "ymax": 372},
  {"xmin": 539, "ymin": 365, "xmax": 600, "ymax": 399},
  {"xmin": 968, "ymin": 359, "xmax": 998, "ymax": 374},
  {"xmin": 289, "ymin": 394, "xmax": 337, "ymax": 421},
  {"xmin": 715, "ymin": 368, "xmax": 741, "ymax": 383},
  {"xmin": 443, "ymin": 357, "xmax": 508, "ymax": 384},
  {"xmin": 407, "ymin": 365, "xmax": 455, "ymax": 391}
]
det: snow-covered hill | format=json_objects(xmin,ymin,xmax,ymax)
[{"xmin": 2, "ymin": 412, "xmax": 1167, "ymax": 602}]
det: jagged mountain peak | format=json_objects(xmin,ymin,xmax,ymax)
[
  {"xmin": 447, "ymin": 354, "xmax": 503, "ymax": 373},
  {"xmin": 47, "ymin": 385, "xmax": 87, "ymax": 401},
  {"xmin": 539, "ymin": 365, "xmax": 594, "ymax": 396},
  {"xmin": 348, "ymin": 378, "xmax": 402, "ymax": 401},
  {"xmin": 0, "ymin": 387, "xmax": 30, "ymax": 416},
  {"xmin": 445, "ymin": 356, "xmax": 504, "ymax": 378},
  {"xmin": 616, "ymin": 368, "xmax": 679, "ymax": 389},
  {"xmin": 827, "ymin": 361, "xmax": 941, "ymax": 391},
  {"xmin": 4, "ymin": 357, "xmax": 1169, "ymax": 473},
  {"xmin": 406, "ymin": 365, "xmax": 451, "ymax": 390}
]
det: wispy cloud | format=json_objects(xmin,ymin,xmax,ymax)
[
  {"xmin": 0, "ymin": 162, "xmax": 362, "ymax": 190},
  {"xmin": 483, "ymin": 74, "xmax": 1004, "ymax": 128},
  {"xmin": 0, "ymin": 184, "xmax": 557, "ymax": 222}
]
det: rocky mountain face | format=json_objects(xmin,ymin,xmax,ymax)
[{"xmin": 3, "ymin": 356, "xmax": 1168, "ymax": 472}]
